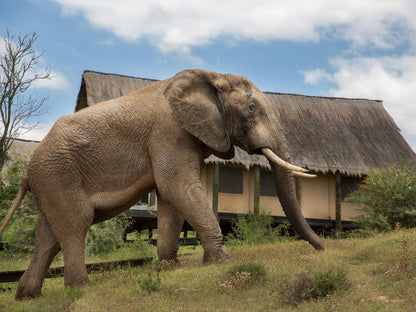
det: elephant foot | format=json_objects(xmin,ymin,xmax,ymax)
[
  {"xmin": 65, "ymin": 276, "xmax": 91, "ymax": 289},
  {"xmin": 15, "ymin": 269, "xmax": 44, "ymax": 300},
  {"xmin": 203, "ymin": 249, "xmax": 230, "ymax": 264},
  {"xmin": 158, "ymin": 252, "xmax": 180, "ymax": 263},
  {"xmin": 15, "ymin": 278, "xmax": 42, "ymax": 300}
]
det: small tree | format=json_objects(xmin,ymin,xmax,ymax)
[
  {"xmin": 0, "ymin": 31, "xmax": 50, "ymax": 170},
  {"xmin": 0, "ymin": 156, "xmax": 37, "ymax": 253},
  {"xmin": 347, "ymin": 161, "xmax": 416, "ymax": 231}
]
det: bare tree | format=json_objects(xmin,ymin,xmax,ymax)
[{"xmin": 0, "ymin": 31, "xmax": 50, "ymax": 170}]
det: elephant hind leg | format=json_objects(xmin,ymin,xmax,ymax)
[
  {"xmin": 156, "ymin": 194, "xmax": 184, "ymax": 262},
  {"xmin": 36, "ymin": 190, "xmax": 94, "ymax": 290},
  {"xmin": 51, "ymin": 202, "xmax": 93, "ymax": 289},
  {"xmin": 15, "ymin": 213, "xmax": 61, "ymax": 300}
]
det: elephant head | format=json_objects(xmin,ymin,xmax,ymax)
[{"xmin": 164, "ymin": 69, "xmax": 324, "ymax": 250}]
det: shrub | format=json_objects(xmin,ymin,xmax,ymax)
[
  {"xmin": 219, "ymin": 262, "xmax": 267, "ymax": 289},
  {"xmin": 0, "ymin": 157, "xmax": 38, "ymax": 254},
  {"xmin": 138, "ymin": 260, "xmax": 162, "ymax": 295},
  {"xmin": 85, "ymin": 216, "xmax": 129, "ymax": 256},
  {"xmin": 226, "ymin": 212, "xmax": 292, "ymax": 246},
  {"xmin": 281, "ymin": 272, "xmax": 316, "ymax": 305},
  {"xmin": 127, "ymin": 233, "xmax": 154, "ymax": 257},
  {"xmin": 347, "ymin": 161, "xmax": 416, "ymax": 231},
  {"xmin": 311, "ymin": 270, "xmax": 350, "ymax": 298},
  {"xmin": 280, "ymin": 269, "xmax": 351, "ymax": 305}
]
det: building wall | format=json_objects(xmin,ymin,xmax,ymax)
[
  {"xmin": 298, "ymin": 174, "xmax": 360, "ymax": 221},
  {"xmin": 300, "ymin": 174, "xmax": 334, "ymax": 219},
  {"xmin": 203, "ymin": 164, "xmax": 361, "ymax": 222}
]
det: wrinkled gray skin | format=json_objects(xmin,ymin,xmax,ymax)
[{"xmin": 1, "ymin": 69, "xmax": 323, "ymax": 299}]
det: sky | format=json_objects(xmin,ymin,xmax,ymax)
[{"xmin": 1, "ymin": 0, "xmax": 416, "ymax": 152}]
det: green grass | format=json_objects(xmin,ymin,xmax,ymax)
[{"xmin": 1, "ymin": 230, "xmax": 416, "ymax": 311}]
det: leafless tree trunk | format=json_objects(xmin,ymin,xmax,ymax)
[{"xmin": 0, "ymin": 31, "xmax": 50, "ymax": 170}]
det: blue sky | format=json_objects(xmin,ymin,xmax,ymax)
[{"xmin": 1, "ymin": 0, "xmax": 416, "ymax": 151}]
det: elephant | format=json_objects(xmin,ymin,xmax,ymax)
[{"xmin": 0, "ymin": 69, "xmax": 324, "ymax": 299}]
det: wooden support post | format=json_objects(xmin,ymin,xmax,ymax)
[
  {"xmin": 212, "ymin": 163, "xmax": 219, "ymax": 219},
  {"xmin": 254, "ymin": 166, "xmax": 260, "ymax": 215},
  {"xmin": 335, "ymin": 171, "xmax": 342, "ymax": 232}
]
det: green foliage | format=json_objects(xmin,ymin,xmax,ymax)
[
  {"xmin": 0, "ymin": 157, "xmax": 38, "ymax": 254},
  {"xmin": 231, "ymin": 213, "xmax": 274, "ymax": 244},
  {"xmin": 226, "ymin": 212, "xmax": 292, "ymax": 246},
  {"xmin": 311, "ymin": 270, "xmax": 350, "ymax": 298},
  {"xmin": 127, "ymin": 233, "xmax": 154, "ymax": 256},
  {"xmin": 0, "ymin": 157, "xmax": 143, "ymax": 256},
  {"xmin": 347, "ymin": 161, "xmax": 416, "ymax": 231},
  {"xmin": 281, "ymin": 271, "xmax": 315, "ymax": 305},
  {"xmin": 219, "ymin": 262, "xmax": 267, "ymax": 289},
  {"xmin": 138, "ymin": 260, "xmax": 162, "ymax": 295},
  {"xmin": 332, "ymin": 227, "xmax": 379, "ymax": 239},
  {"xmin": 281, "ymin": 269, "xmax": 351, "ymax": 305},
  {"xmin": 2, "ymin": 231, "xmax": 416, "ymax": 311},
  {"xmin": 0, "ymin": 158, "xmax": 27, "ymax": 202},
  {"xmin": 85, "ymin": 217, "xmax": 130, "ymax": 256},
  {"xmin": 35, "ymin": 287, "xmax": 84, "ymax": 312}
]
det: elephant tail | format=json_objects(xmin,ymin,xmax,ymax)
[{"xmin": 0, "ymin": 173, "xmax": 29, "ymax": 240}]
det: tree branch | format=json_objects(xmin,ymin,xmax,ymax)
[{"xmin": 0, "ymin": 31, "xmax": 50, "ymax": 170}]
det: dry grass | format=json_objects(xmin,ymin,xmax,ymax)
[{"xmin": 1, "ymin": 230, "xmax": 416, "ymax": 311}]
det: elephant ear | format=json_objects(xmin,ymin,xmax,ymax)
[{"xmin": 164, "ymin": 69, "xmax": 231, "ymax": 153}]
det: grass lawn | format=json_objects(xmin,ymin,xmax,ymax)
[{"xmin": 1, "ymin": 230, "xmax": 415, "ymax": 311}]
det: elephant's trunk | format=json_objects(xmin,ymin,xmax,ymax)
[{"xmin": 268, "ymin": 160, "xmax": 325, "ymax": 250}]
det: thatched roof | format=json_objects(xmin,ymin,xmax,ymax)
[
  {"xmin": 76, "ymin": 71, "xmax": 157, "ymax": 111},
  {"xmin": 3, "ymin": 139, "xmax": 40, "ymax": 171},
  {"xmin": 76, "ymin": 70, "xmax": 416, "ymax": 177}
]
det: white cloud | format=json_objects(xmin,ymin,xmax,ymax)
[
  {"xmin": 52, "ymin": 0, "xmax": 416, "ymax": 54},
  {"xmin": 303, "ymin": 54, "xmax": 416, "ymax": 151},
  {"xmin": 52, "ymin": 0, "xmax": 416, "ymax": 151},
  {"xmin": 301, "ymin": 69, "xmax": 334, "ymax": 85},
  {"xmin": 32, "ymin": 71, "xmax": 69, "ymax": 90},
  {"xmin": 17, "ymin": 122, "xmax": 53, "ymax": 141}
]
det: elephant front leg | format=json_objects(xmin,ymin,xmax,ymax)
[
  {"xmin": 157, "ymin": 180, "xmax": 227, "ymax": 263},
  {"xmin": 156, "ymin": 194, "xmax": 184, "ymax": 262},
  {"xmin": 151, "ymin": 144, "xmax": 228, "ymax": 263}
]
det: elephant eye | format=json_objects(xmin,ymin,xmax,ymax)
[{"xmin": 248, "ymin": 103, "xmax": 256, "ymax": 112}]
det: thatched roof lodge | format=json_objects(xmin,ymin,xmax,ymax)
[
  {"xmin": 76, "ymin": 70, "xmax": 416, "ymax": 177},
  {"xmin": 76, "ymin": 70, "xmax": 416, "ymax": 232}
]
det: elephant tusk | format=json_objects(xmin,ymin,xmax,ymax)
[
  {"xmin": 261, "ymin": 148, "xmax": 309, "ymax": 173},
  {"xmin": 292, "ymin": 171, "xmax": 317, "ymax": 178}
]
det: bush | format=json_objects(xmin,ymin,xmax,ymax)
[
  {"xmin": 0, "ymin": 157, "xmax": 38, "ymax": 254},
  {"xmin": 138, "ymin": 260, "xmax": 162, "ymax": 295},
  {"xmin": 219, "ymin": 262, "xmax": 267, "ymax": 289},
  {"xmin": 347, "ymin": 161, "xmax": 416, "ymax": 231},
  {"xmin": 226, "ymin": 212, "xmax": 292, "ymax": 246},
  {"xmin": 85, "ymin": 216, "xmax": 129, "ymax": 256},
  {"xmin": 311, "ymin": 270, "xmax": 350, "ymax": 298},
  {"xmin": 281, "ymin": 269, "xmax": 351, "ymax": 305}
]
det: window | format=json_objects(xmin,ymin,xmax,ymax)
[
  {"xmin": 260, "ymin": 170, "xmax": 277, "ymax": 197},
  {"xmin": 341, "ymin": 177, "xmax": 360, "ymax": 201},
  {"xmin": 219, "ymin": 166, "xmax": 243, "ymax": 194}
]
